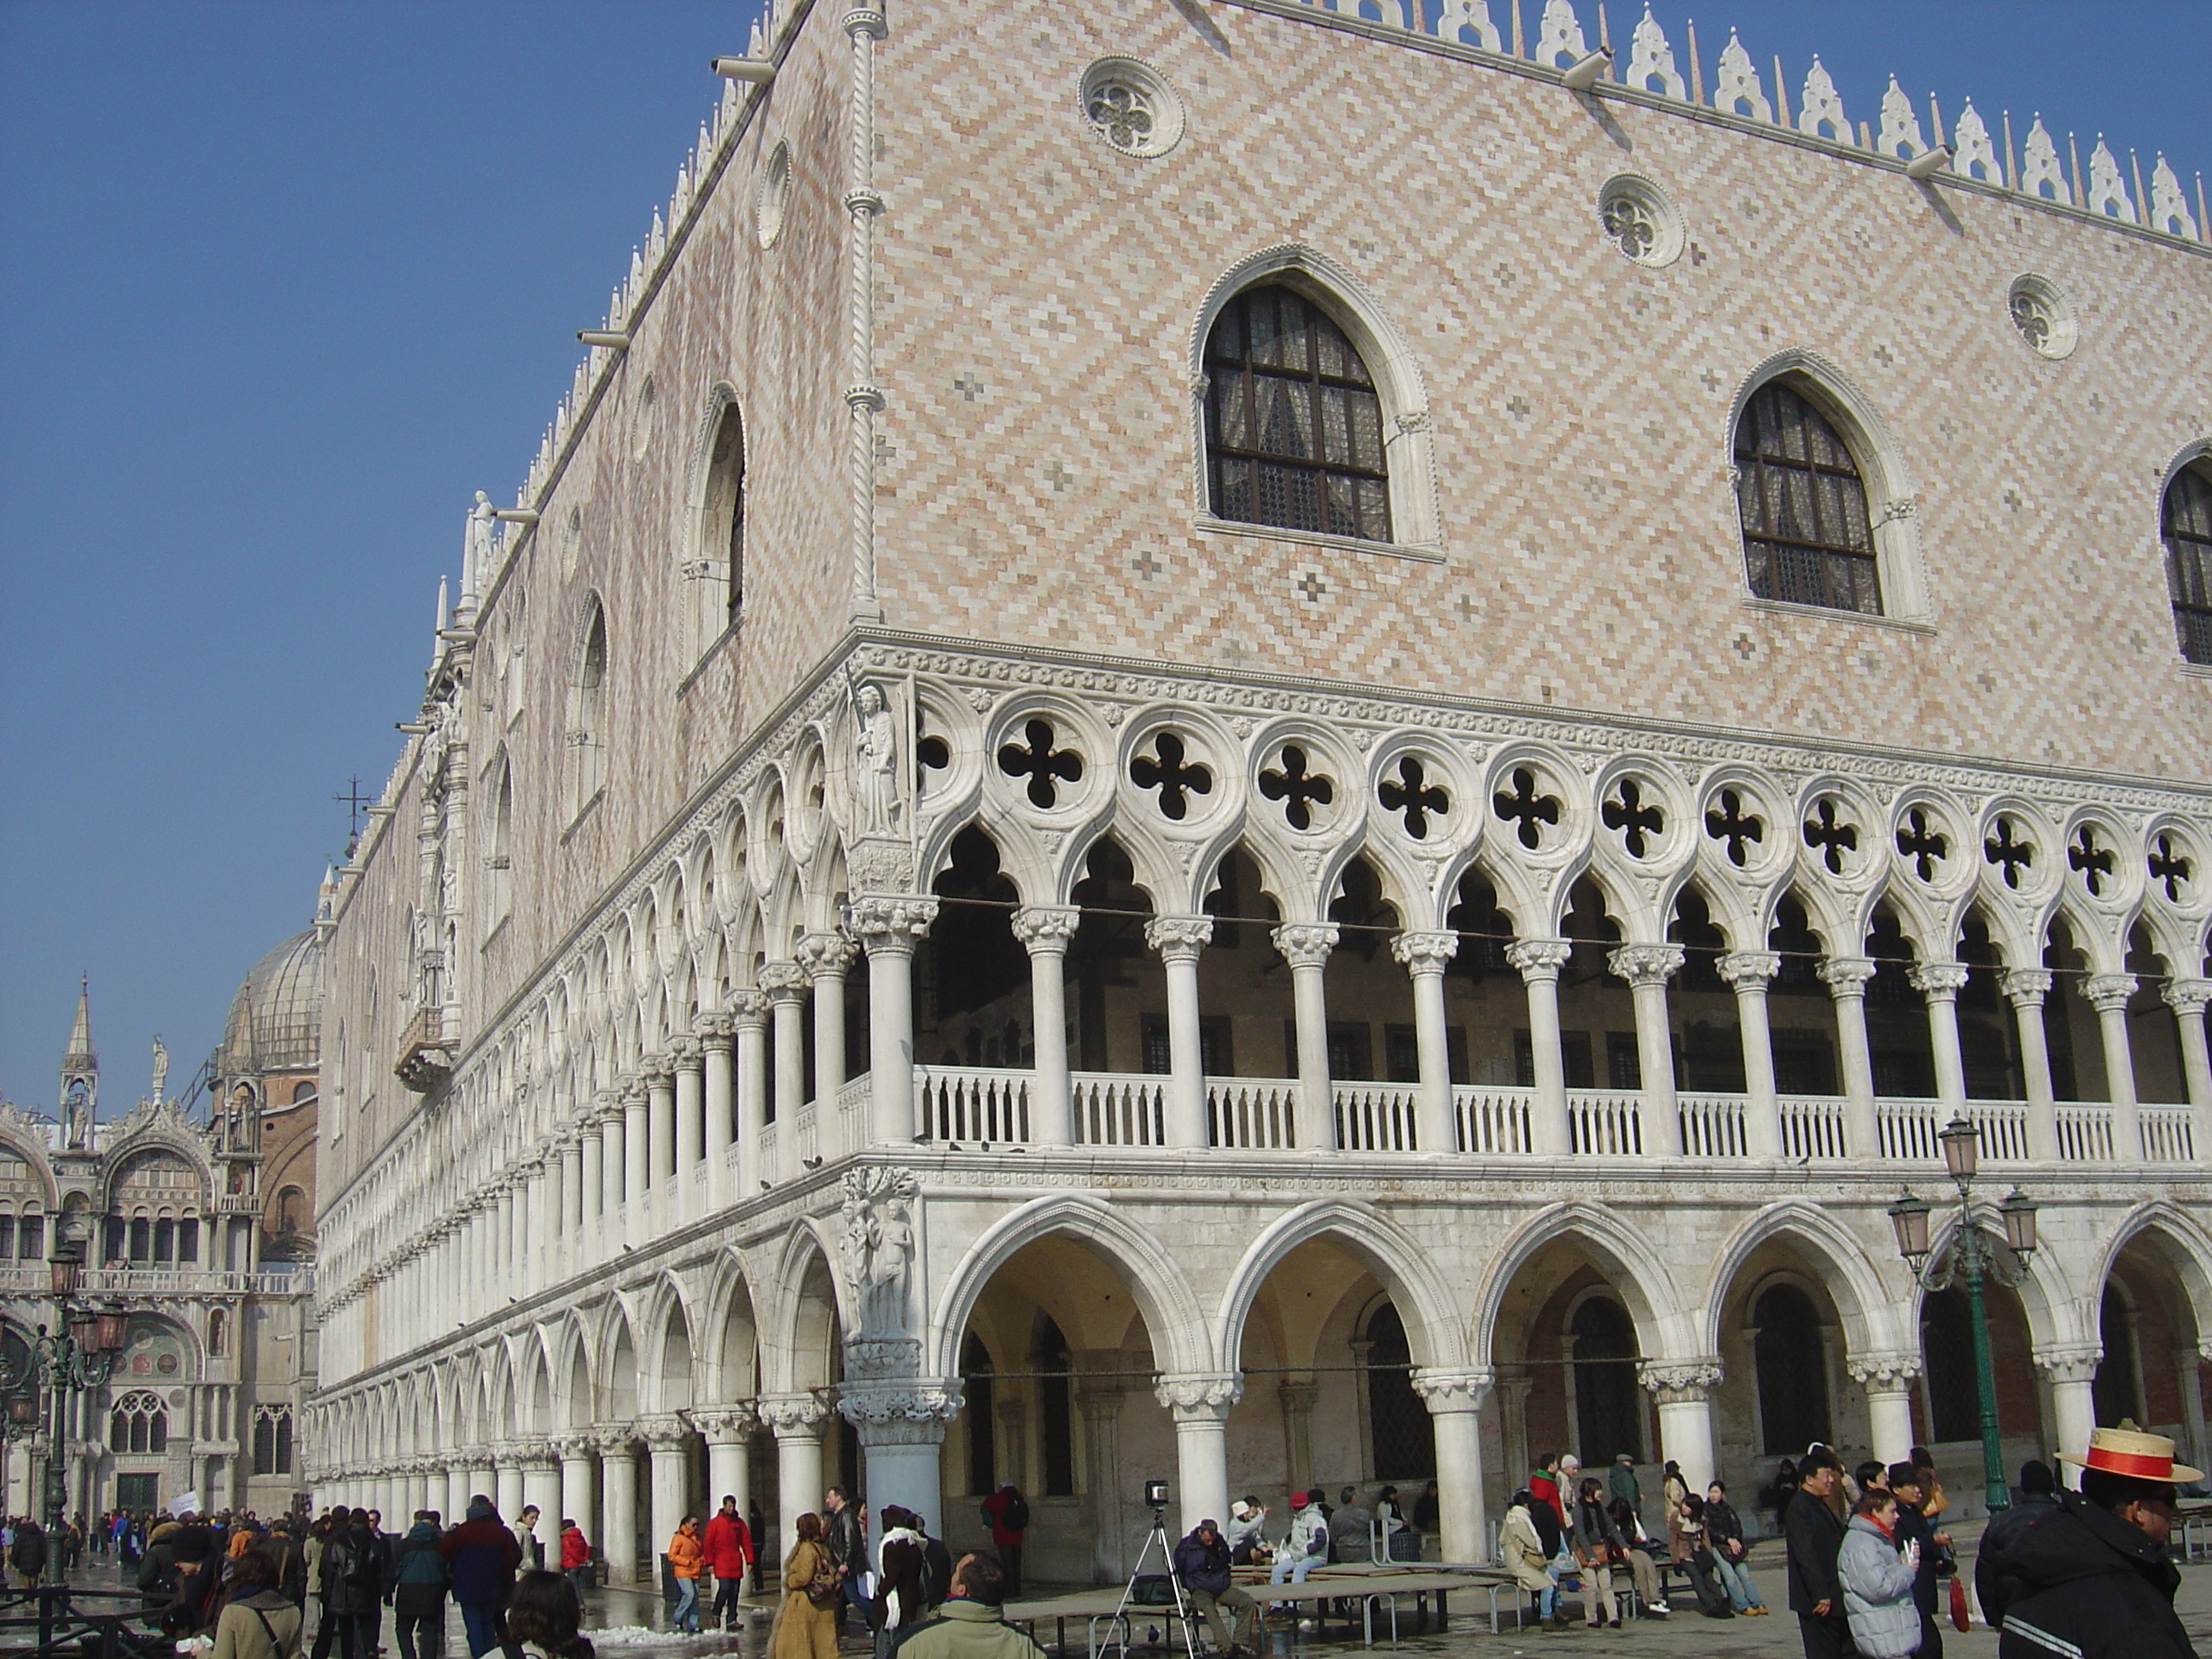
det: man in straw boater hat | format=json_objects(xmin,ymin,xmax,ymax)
[{"xmin": 1986, "ymin": 1422, "xmax": 2200, "ymax": 1659}]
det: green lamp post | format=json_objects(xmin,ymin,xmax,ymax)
[{"xmin": 1888, "ymin": 1115, "xmax": 2040, "ymax": 1515}]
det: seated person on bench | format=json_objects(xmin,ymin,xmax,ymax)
[{"xmin": 1173, "ymin": 1519, "xmax": 1260, "ymax": 1659}]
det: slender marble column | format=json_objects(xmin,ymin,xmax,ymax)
[
  {"xmin": 645, "ymin": 1053, "xmax": 677, "ymax": 1193},
  {"xmin": 1820, "ymin": 958, "xmax": 1880, "ymax": 1157},
  {"xmin": 799, "ymin": 931, "xmax": 859, "ymax": 1109},
  {"xmin": 2002, "ymin": 969, "xmax": 2061, "ymax": 1161},
  {"xmin": 1848, "ymin": 1353, "xmax": 1922, "ymax": 1467},
  {"xmin": 2037, "ymin": 1346, "xmax": 2103, "ymax": 1485},
  {"xmin": 759, "ymin": 1394, "xmax": 828, "ymax": 1565},
  {"xmin": 1274, "ymin": 923, "xmax": 1340, "ymax": 1150},
  {"xmin": 1718, "ymin": 950, "xmax": 1783, "ymax": 1157},
  {"xmin": 1508, "ymin": 940, "xmax": 1575, "ymax": 1155},
  {"xmin": 1610, "ymin": 943, "xmax": 1685, "ymax": 1156},
  {"xmin": 642, "ymin": 1415, "xmax": 692, "ymax": 1574},
  {"xmin": 1145, "ymin": 917, "xmax": 1214, "ymax": 1150},
  {"xmin": 1011, "ymin": 905, "xmax": 1080, "ymax": 1146},
  {"xmin": 671, "ymin": 1035, "xmax": 703, "ymax": 1222},
  {"xmin": 700, "ymin": 1014, "xmax": 736, "ymax": 1209},
  {"xmin": 2081, "ymin": 974, "xmax": 2142, "ymax": 1158},
  {"xmin": 1640, "ymin": 1359, "xmax": 1721, "ymax": 1492},
  {"xmin": 621, "ymin": 1079, "xmax": 649, "ymax": 1247},
  {"xmin": 1392, "ymin": 931, "xmax": 1460, "ymax": 1154},
  {"xmin": 692, "ymin": 1406, "xmax": 755, "ymax": 1522},
  {"xmin": 1911, "ymin": 961, "xmax": 1972, "ymax": 1119},
  {"xmin": 555, "ymin": 1434, "xmax": 598, "ymax": 1563},
  {"xmin": 2163, "ymin": 980, "xmax": 2212, "ymax": 1115},
  {"xmin": 597, "ymin": 1428, "xmax": 640, "ymax": 1581},
  {"xmin": 1412, "ymin": 1368, "xmax": 1492, "ymax": 1565},
  {"xmin": 733, "ymin": 991, "xmax": 771, "ymax": 1196},
  {"xmin": 853, "ymin": 897, "xmax": 936, "ymax": 1146},
  {"xmin": 1154, "ymin": 1374, "xmax": 1241, "ymax": 1538},
  {"xmin": 760, "ymin": 963, "xmax": 809, "ymax": 1181}
]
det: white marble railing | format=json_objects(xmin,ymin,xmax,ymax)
[
  {"xmin": 1074, "ymin": 1073, "xmax": 1167, "ymax": 1146},
  {"xmin": 1679, "ymin": 1093, "xmax": 1749, "ymax": 1158},
  {"xmin": 73, "ymin": 1267, "xmax": 312, "ymax": 1296},
  {"xmin": 890, "ymin": 1067, "xmax": 2192, "ymax": 1165},
  {"xmin": 1336, "ymin": 1082, "xmax": 1419, "ymax": 1151},
  {"xmin": 2142, "ymin": 1103, "xmax": 2197, "ymax": 1164},
  {"xmin": 1454, "ymin": 1086, "xmax": 1534, "ymax": 1154},
  {"xmin": 1779, "ymin": 1095, "xmax": 1849, "ymax": 1159},
  {"xmin": 2055, "ymin": 1104, "xmax": 2116, "ymax": 1162},
  {"xmin": 1568, "ymin": 1089, "xmax": 1644, "ymax": 1155},
  {"xmin": 917, "ymin": 1066, "xmax": 1033, "ymax": 1144},
  {"xmin": 1210, "ymin": 1079, "xmax": 1298, "ymax": 1149}
]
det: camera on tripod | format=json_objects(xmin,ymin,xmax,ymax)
[{"xmin": 1143, "ymin": 1479, "xmax": 1170, "ymax": 1511}]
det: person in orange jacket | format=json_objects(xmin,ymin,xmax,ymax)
[
  {"xmin": 702, "ymin": 1495, "xmax": 755, "ymax": 1630},
  {"xmin": 668, "ymin": 1516, "xmax": 706, "ymax": 1633}
]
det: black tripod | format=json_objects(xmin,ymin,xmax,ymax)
[{"xmin": 1095, "ymin": 1505, "xmax": 1201, "ymax": 1659}]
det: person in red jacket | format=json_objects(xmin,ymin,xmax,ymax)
[
  {"xmin": 979, "ymin": 1485, "xmax": 1029, "ymax": 1601},
  {"xmin": 702, "ymin": 1494, "xmax": 754, "ymax": 1630},
  {"xmin": 558, "ymin": 1518, "xmax": 591, "ymax": 1603}
]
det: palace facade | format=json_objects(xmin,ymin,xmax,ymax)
[{"xmin": 308, "ymin": 0, "xmax": 2211, "ymax": 1581}]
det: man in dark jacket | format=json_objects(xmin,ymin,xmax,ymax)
[
  {"xmin": 1887, "ymin": 1463, "xmax": 1948, "ymax": 1659},
  {"xmin": 1976, "ymin": 1460, "xmax": 2059, "ymax": 1629},
  {"xmin": 824, "ymin": 1487, "xmax": 865, "ymax": 1628},
  {"xmin": 1784, "ymin": 1451, "xmax": 1850, "ymax": 1659},
  {"xmin": 439, "ymin": 1496, "xmax": 521, "ymax": 1659},
  {"xmin": 1173, "ymin": 1519, "xmax": 1259, "ymax": 1659},
  {"xmin": 9, "ymin": 1518, "xmax": 48, "ymax": 1588},
  {"xmin": 392, "ymin": 1514, "xmax": 451, "ymax": 1659},
  {"xmin": 1991, "ymin": 1427, "xmax": 2198, "ymax": 1659}
]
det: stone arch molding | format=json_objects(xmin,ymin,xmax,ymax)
[
  {"xmin": 1727, "ymin": 347, "xmax": 1933, "ymax": 621},
  {"xmin": 1699, "ymin": 1199, "xmax": 1902, "ymax": 1356},
  {"xmin": 1187, "ymin": 242, "xmax": 1443, "ymax": 552},
  {"xmin": 927, "ymin": 1192, "xmax": 1214, "ymax": 1380},
  {"xmin": 2088, "ymin": 1200, "xmax": 2212, "ymax": 1346},
  {"xmin": 1214, "ymin": 1199, "xmax": 1470, "ymax": 1373},
  {"xmin": 1472, "ymin": 1200, "xmax": 1696, "ymax": 1371}
]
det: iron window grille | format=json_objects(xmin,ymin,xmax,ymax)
[
  {"xmin": 1734, "ymin": 381, "xmax": 1883, "ymax": 615},
  {"xmin": 2164, "ymin": 460, "xmax": 2212, "ymax": 665}
]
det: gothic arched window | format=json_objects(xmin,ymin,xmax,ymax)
[
  {"xmin": 1363, "ymin": 1301, "xmax": 1435, "ymax": 1481},
  {"xmin": 705, "ymin": 400, "xmax": 747, "ymax": 631},
  {"xmin": 111, "ymin": 1391, "xmax": 167, "ymax": 1454},
  {"xmin": 1204, "ymin": 285, "xmax": 1392, "ymax": 544},
  {"xmin": 276, "ymin": 1186, "xmax": 306, "ymax": 1235},
  {"xmin": 1734, "ymin": 381, "xmax": 1883, "ymax": 615},
  {"xmin": 1751, "ymin": 1284, "xmax": 1833, "ymax": 1454},
  {"xmin": 485, "ymin": 751, "xmax": 514, "ymax": 921},
  {"xmin": 2163, "ymin": 457, "xmax": 2212, "ymax": 665},
  {"xmin": 565, "ymin": 598, "xmax": 608, "ymax": 819},
  {"xmin": 1570, "ymin": 1294, "xmax": 1644, "ymax": 1464}
]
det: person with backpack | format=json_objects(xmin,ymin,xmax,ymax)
[
  {"xmin": 391, "ymin": 1514, "xmax": 450, "ymax": 1659},
  {"xmin": 558, "ymin": 1518, "xmax": 592, "ymax": 1607},
  {"xmin": 915, "ymin": 1515, "xmax": 954, "ymax": 1619},
  {"xmin": 978, "ymin": 1486, "xmax": 1028, "ymax": 1601},
  {"xmin": 702, "ymin": 1496, "xmax": 752, "ymax": 1629},
  {"xmin": 314, "ymin": 1512, "xmax": 380, "ymax": 1659},
  {"xmin": 11, "ymin": 1516, "xmax": 49, "ymax": 1588}
]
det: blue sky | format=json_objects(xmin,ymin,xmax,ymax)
[{"xmin": 1, "ymin": 0, "xmax": 2206, "ymax": 1111}]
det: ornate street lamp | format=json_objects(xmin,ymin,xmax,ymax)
[
  {"xmin": 1889, "ymin": 1115, "xmax": 2039, "ymax": 1514},
  {"xmin": 28, "ymin": 1219, "xmax": 123, "ymax": 1534}
]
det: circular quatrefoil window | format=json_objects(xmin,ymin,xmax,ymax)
[
  {"xmin": 1597, "ymin": 173, "xmax": 1685, "ymax": 267},
  {"xmin": 1079, "ymin": 58, "xmax": 1185, "ymax": 159},
  {"xmin": 2006, "ymin": 273, "xmax": 2077, "ymax": 360}
]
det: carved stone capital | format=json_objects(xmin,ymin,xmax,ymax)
[
  {"xmin": 1908, "ymin": 961, "xmax": 1971, "ymax": 1001},
  {"xmin": 1410, "ymin": 1366, "xmax": 1495, "ymax": 1412},
  {"xmin": 591, "ymin": 1423, "xmax": 637, "ymax": 1456},
  {"xmin": 1271, "ymin": 922, "xmax": 1340, "ymax": 968},
  {"xmin": 758, "ymin": 962, "xmax": 810, "ymax": 1004},
  {"xmin": 1144, "ymin": 915, "xmax": 1214, "ymax": 961},
  {"xmin": 851, "ymin": 895, "xmax": 939, "ymax": 956},
  {"xmin": 637, "ymin": 1412, "xmax": 692, "ymax": 1451},
  {"xmin": 1637, "ymin": 1359, "xmax": 1722, "ymax": 1403},
  {"xmin": 548, "ymin": 1433, "xmax": 596, "ymax": 1462},
  {"xmin": 666, "ymin": 1034, "xmax": 702, "ymax": 1068},
  {"xmin": 690, "ymin": 1405, "xmax": 758, "ymax": 1443},
  {"xmin": 1275, "ymin": 1379, "xmax": 1320, "ymax": 1415},
  {"xmin": 2162, "ymin": 977, "xmax": 2212, "ymax": 1017},
  {"xmin": 798, "ymin": 930, "xmax": 862, "ymax": 981},
  {"xmin": 1608, "ymin": 943, "xmax": 1685, "ymax": 988},
  {"xmin": 730, "ymin": 989, "xmax": 771, "ymax": 1027},
  {"xmin": 1390, "ymin": 930, "xmax": 1460, "ymax": 975},
  {"xmin": 1153, "ymin": 1371, "xmax": 1243, "ymax": 1419},
  {"xmin": 2080, "ymin": 973, "xmax": 2138, "ymax": 1015},
  {"xmin": 696, "ymin": 1012, "xmax": 736, "ymax": 1049},
  {"xmin": 756, "ymin": 1393, "xmax": 830, "ymax": 1438},
  {"xmin": 1010, "ymin": 905, "xmax": 1082, "ymax": 952},
  {"xmin": 1716, "ymin": 950, "xmax": 1781, "ymax": 989},
  {"xmin": 1846, "ymin": 1352, "xmax": 1923, "ymax": 1391},
  {"xmin": 2034, "ymin": 1343, "xmax": 2104, "ymax": 1385},
  {"xmin": 1505, "ymin": 938, "xmax": 1574, "ymax": 981},
  {"xmin": 641, "ymin": 1051, "xmax": 675, "ymax": 1082},
  {"xmin": 1819, "ymin": 955, "xmax": 1878, "ymax": 994},
  {"xmin": 2000, "ymin": 968, "xmax": 2055, "ymax": 1006},
  {"xmin": 839, "ymin": 1380, "xmax": 964, "ymax": 1443}
]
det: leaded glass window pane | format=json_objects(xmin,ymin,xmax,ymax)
[
  {"xmin": 1205, "ymin": 285, "xmax": 1392, "ymax": 542},
  {"xmin": 1734, "ymin": 381, "xmax": 1883, "ymax": 615},
  {"xmin": 2164, "ymin": 460, "xmax": 2212, "ymax": 665}
]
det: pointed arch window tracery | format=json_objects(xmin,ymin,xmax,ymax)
[
  {"xmin": 2163, "ymin": 457, "xmax": 2212, "ymax": 665},
  {"xmin": 1734, "ymin": 381, "xmax": 1882, "ymax": 615}
]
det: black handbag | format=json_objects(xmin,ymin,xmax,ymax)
[{"xmin": 1129, "ymin": 1575, "xmax": 1176, "ymax": 1606}]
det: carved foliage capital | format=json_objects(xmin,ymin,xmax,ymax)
[
  {"xmin": 1609, "ymin": 943, "xmax": 1685, "ymax": 988},
  {"xmin": 1845, "ymin": 1351, "xmax": 1922, "ymax": 1390},
  {"xmin": 851, "ymin": 895, "xmax": 938, "ymax": 955},
  {"xmin": 1271, "ymin": 922, "xmax": 1340, "ymax": 968},
  {"xmin": 637, "ymin": 1412, "xmax": 692, "ymax": 1450},
  {"xmin": 1010, "ymin": 905, "xmax": 1082, "ymax": 950},
  {"xmin": 2079, "ymin": 973, "xmax": 2138, "ymax": 1015},
  {"xmin": 2161, "ymin": 977, "xmax": 2212, "ymax": 1016},
  {"xmin": 1390, "ymin": 931, "xmax": 1460, "ymax": 974},
  {"xmin": 1637, "ymin": 1359, "xmax": 1722, "ymax": 1402},
  {"xmin": 798, "ymin": 930, "xmax": 862, "ymax": 980},
  {"xmin": 756, "ymin": 1393, "xmax": 830, "ymax": 1436},
  {"xmin": 730, "ymin": 989, "xmax": 771, "ymax": 1025},
  {"xmin": 757, "ymin": 962, "xmax": 811, "ymax": 1002},
  {"xmin": 1505, "ymin": 938, "xmax": 1574, "ymax": 981},
  {"xmin": 1908, "ymin": 961, "xmax": 1971, "ymax": 1001},
  {"xmin": 690, "ymin": 1405, "xmax": 758, "ymax": 1441},
  {"xmin": 1410, "ymin": 1366, "xmax": 1495, "ymax": 1412},
  {"xmin": 2000, "ymin": 968, "xmax": 2055, "ymax": 1005},
  {"xmin": 1715, "ymin": 950, "xmax": 1781, "ymax": 988},
  {"xmin": 2034, "ymin": 1343, "xmax": 2104, "ymax": 1385},
  {"xmin": 1818, "ymin": 955, "xmax": 1878, "ymax": 993},
  {"xmin": 1153, "ymin": 1371, "xmax": 1243, "ymax": 1419},
  {"xmin": 1144, "ymin": 915, "xmax": 1214, "ymax": 960}
]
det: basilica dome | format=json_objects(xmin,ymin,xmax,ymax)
[{"xmin": 218, "ymin": 928, "xmax": 323, "ymax": 1074}]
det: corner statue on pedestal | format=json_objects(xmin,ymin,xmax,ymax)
[{"xmin": 839, "ymin": 1166, "xmax": 918, "ymax": 1337}]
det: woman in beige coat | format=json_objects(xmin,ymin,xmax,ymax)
[
  {"xmin": 770, "ymin": 1513, "xmax": 840, "ymax": 1659},
  {"xmin": 211, "ymin": 1548, "xmax": 302, "ymax": 1659}
]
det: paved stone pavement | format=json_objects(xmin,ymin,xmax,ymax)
[{"xmin": 58, "ymin": 1527, "xmax": 2212, "ymax": 1658}]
